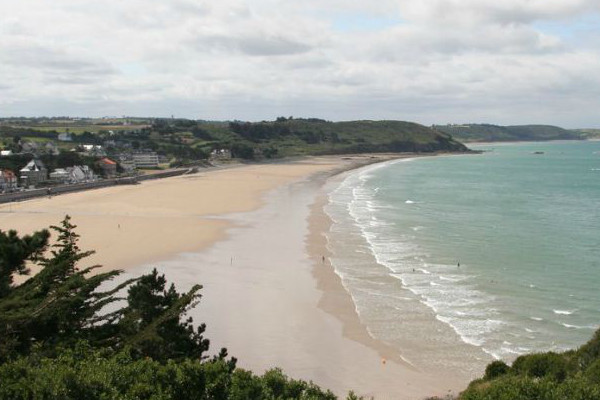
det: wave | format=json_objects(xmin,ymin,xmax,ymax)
[
  {"xmin": 561, "ymin": 323, "xmax": 596, "ymax": 330},
  {"xmin": 553, "ymin": 309, "xmax": 577, "ymax": 315},
  {"xmin": 405, "ymin": 200, "xmax": 415, "ymax": 204}
]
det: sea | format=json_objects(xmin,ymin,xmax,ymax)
[{"xmin": 324, "ymin": 141, "xmax": 600, "ymax": 373}]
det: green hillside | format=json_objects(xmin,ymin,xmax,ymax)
[
  {"xmin": 227, "ymin": 118, "xmax": 470, "ymax": 157},
  {"xmin": 1, "ymin": 117, "xmax": 471, "ymax": 165},
  {"xmin": 433, "ymin": 124, "xmax": 584, "ymax": 143},
  {"xmin": 459, "ymin": 328, "xmax": 600, "ymax": 399}
]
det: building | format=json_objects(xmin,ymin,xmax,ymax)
[
  {"xmin": 210, "ymin": 149, "xmax": 232, "ymax": 161},
  {"xmin": 117, "ymin": 154, "xmax": 136, "ymax": 173},
  {"xmin": 49, "ymin": 168, "xmax": 70, "ymax": 183},
  {"xmin": 58, "ymin": 133, "xmax": 73, "ymax": 141},
  {"xmin": 44, "ymin": 142, "xmax": 59, "ymax": 155},
  {"xmin": 132, "ymin": 151, "xmax": 159, "ymax": 169},
  {"xmin": 0, "ymin": 169, "xmax": 18, "ymax": 192},
  {"xmin": 50, "ymin": 165, "xmax": 97, "ymax": 184},
  {"xmin": 0, "ymin": 150, "xmax": 13, "ymax": 157},
  {"xmin": 68, "ymin": 165, "xmax": 96, "ymax": 183},
  {"xmin": 19, "ymin": 159, "xmax": 48, "ymax": 187},
  {"xmin": 98, "ymin": 158, "xmax": 117, "ymax": 177},
  {"xmin": 81, "ymin": 144, "xmax": 106, "ymax": 157}
]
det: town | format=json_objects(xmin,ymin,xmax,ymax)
[{"xmin": 0, "ymin": 117, "xmax": 230, "ymax": 196}]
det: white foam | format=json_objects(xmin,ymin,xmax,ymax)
[
  {"xmin": 553, "ymin": 309, "xmax": 576, "ymax": 315},
  {"xmin": 530, "ymin": 317, "xmax": 544, "ymax": 321},
  {"xmin": 561, "ymin": 323, "xmax": 596, "ymax": 330},
  {"xmin": 405, "ymin": 200, "xmax": 415, "ymax": 204}
]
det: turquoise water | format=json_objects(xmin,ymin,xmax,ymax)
[{"xmin": 325, "ymin": 141, "xmax": 600, "ymax": 368}]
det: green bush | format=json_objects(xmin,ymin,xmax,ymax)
[
  {"xmin": 483, "ymin": 360, "xmax": 510, "ymax": 380},
  {"xmin": 512, "ymin": 352, "xmax": 570, "ymax": 381}
]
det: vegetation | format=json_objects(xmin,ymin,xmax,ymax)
[
  {"xmin": 0, "ymin": 218, "xmax": 356, "ymax": 399},
  {"xmin": 1, "ymin": 117, "xmax": 470, "ymax": 169},
  {"xmin": 573, "ymin": 129, "xmax": 600, "ymax": 140},
  {"xmin": 458, "ymin": 330, "xmax": 600, "ymax": 399},
  {"xmin": 433, "ymin": 124, "xmax": 585, "ymax": 143}
]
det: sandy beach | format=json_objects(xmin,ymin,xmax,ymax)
[{"xmin": 0, "ymin": 155, "xmax": 470, "ymax": 399}]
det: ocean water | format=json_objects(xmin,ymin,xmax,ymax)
[{"xmin": 325, "ymin": 141, "xmax": 600, "ymax": 371}]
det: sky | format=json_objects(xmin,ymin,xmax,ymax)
[{"xmin": 1, "ymin": 1, "xmax": 599, "ymax": 128}]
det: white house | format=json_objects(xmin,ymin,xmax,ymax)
[
  {"xmin": 50, "ymin": 165, "xmax": 97, "ymax": 184},
  {"xmin": 58, "ymin": 133, "xmax": 73, "ymax": 142},
  {"xmin": 20, "ymin": 159, "xmax": 47, "ymax": 187},
  {"xmin": 132, "ymin": 151, "xmax": 159, "ymax": 168},
  {"xmin": 68, "ymin": 165, "xmax": 96, "ymax": 183},
  {"xmin": 49, "ymin": 168, "xmax": 70, "ymax": 183}
]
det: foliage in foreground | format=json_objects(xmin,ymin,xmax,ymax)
[
  {"xmin": 0, "ymin": 218, "xmax": 350, "ymax": 399},
  {"xmin": 459, "ymin": 330, "xmax": 600, "ymax": 399},
  {"xmin": 0, "ymin": 342, "xmax": 337, "ymax": 400}
]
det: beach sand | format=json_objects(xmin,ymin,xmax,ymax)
[
  {"xmin": 0, "ymin": 155, "xmax": 470, "ymax": 399},
  {"xmin": 0, "ymin": 158, "xmax": 350, "ymax": 272}
]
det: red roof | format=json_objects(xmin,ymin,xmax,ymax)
[
  {"xmin": 100, "ymin": 158, "xmax": 117, "ymax": 165},
  {"xmin": 0, "ymin": 169, "xmax": 16, "ymax": 178}
]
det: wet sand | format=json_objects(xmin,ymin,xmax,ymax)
[{"xmin": 0, "ymin": 154, "xmax": 468, "ymax": 398}]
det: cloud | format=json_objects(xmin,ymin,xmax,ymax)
[{"xmin": 0, "ymin": 1, "xmax": 599, "ymax": 127}]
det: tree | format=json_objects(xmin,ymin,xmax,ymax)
[
  {"xmin": 0, "ymin": 228, "xmax": 49, "ymax": 298},
  {"xmin": 0, "ymin": 217, "xmax": 126, "ymax": 361},
  {"xmin": 117, "ymin": 268, "xmax": 212, "ymax": 362},
  {"xmin": 0, "ymin": 216, "xmax": 224, "ymax": 364}
]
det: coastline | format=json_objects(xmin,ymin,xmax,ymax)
[
  {"xmin": 307, "ymin": 159, "xmax": 476, "ymax": 398},
  {"xmin": 1, "ymin": 152, "xmax": 470, "ymax": 398}
]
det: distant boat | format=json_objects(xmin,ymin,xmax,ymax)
[{"xmin": 532, "ymin": 151, "xmax": 545, "ymax": 155}]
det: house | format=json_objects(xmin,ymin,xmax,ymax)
[
  {"xmin": 58, "ymin": 133, "xmax": 73, "ymax": 142},
  {"xmin": 117, "ymin": 154, "xmax": 136, "ymax": 173},
  {"xmin": 98, "ymin": 158, "xmax": 117, "ymax": 177},
  {"xmin": 21, "ymin": 142, "xmax": 39, "ymax": 154},
  {"xmin": 132, "ymin": 151, "xmax": 159, "ymax": 169},
  {"xmin": 49, "ymin": 168, "xmax": 70, "ymax": 183},
  {"xmin": 50, "ymin": 165, "xmax": 96, "ymax": 184},
  {"xmin": 68, "ymin": 165, "xmax": 96, "ymax": 183},
  {"xmin": 210, "ymin": 149, "xmax": 232, "ymax": 161},
  {"xmin": 19, "ymin": 159, "xmax": 48, "ymax": 187},
  {"xmin": 0, "ymin": 169, "xmax": 18, "ymax": 192},
  {"xmin": 81, "ymin": 144, "xmax": 106, "ymax": 157},
  {"xmin": 44, "ymin": 142, "xmax": 59, "ymax": 155}
]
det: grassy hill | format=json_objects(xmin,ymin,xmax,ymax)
[
  {"xmin": 225, "ymin": 118, "xmax": 470, "ymax": 157},
  {"xmin": 433, "ymin": 124, "xmax": 584, "ymax": 143},
  {"xmin": 1, "ymin": 118, "xmax": 471, "ymax": 165}
]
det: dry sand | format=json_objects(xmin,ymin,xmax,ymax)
[
  {"xmin": 0, "ymin": 158, "xmax": 352, "ymax": 272},
  {"xmin": 0, "ymin": 155, "xmax": 469, "ymax": 399}
]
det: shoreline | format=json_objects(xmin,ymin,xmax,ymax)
[
  {"xmin": 306, "ymin": 157, "xmax": 477, "ymax": 398},
  {"xmin": 1, "ymin": 152, "xmax": 470, "ymax": 398},
  {"xmin": 0, "ymin": 156, "xmax": 365, "ymax": 273}
]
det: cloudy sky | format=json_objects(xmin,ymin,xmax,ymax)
[{"xmin": 1, "ymin": 1, "xmax": 599, "ymax": 127}]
